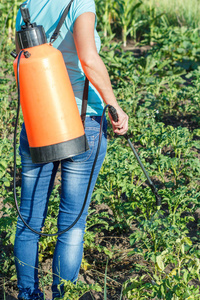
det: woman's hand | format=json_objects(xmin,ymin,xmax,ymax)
[{"xmin": 109, "ymin": 105, "xmax": 129, "ymax": 135}]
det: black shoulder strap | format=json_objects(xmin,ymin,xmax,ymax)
[
  {"xmin": 50, "ymin": 0, "xmax": 89, "ymax": 126},
  {"xmin": 81, "ymin": 78, "xmax": 89, "ymax": 127},
  {"xmin": 50, "ymin": 0, "xmax": 75, "ymax": 44}
]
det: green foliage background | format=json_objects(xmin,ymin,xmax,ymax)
[{"xmin": 0, "ymin": 0, "xmax": 200, "ymax": 299}]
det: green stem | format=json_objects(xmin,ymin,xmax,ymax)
[{"xmin": 122, "ymin": 24, "xmax": 127, "ymax": 47}]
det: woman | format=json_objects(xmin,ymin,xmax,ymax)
[{"xmin": 14, "ymin": 0, "xmax": 128, "ymax": 299}]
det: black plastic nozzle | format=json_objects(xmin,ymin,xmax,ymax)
[{"xmin": 150, "ymin": 184, "xmax": 162, "ymax": 208}]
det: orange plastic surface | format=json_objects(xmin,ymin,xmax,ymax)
[{"xmin": 14, "ymin": 44, "xmax": 84, "ymax": 148}]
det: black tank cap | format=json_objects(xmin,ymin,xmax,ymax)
[{"xmin": 16, "ymin": 4, "xmax": 47, "ymax": 49}]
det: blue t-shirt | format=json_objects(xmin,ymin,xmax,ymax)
[{"xmin": 16, "ymin": 0, "xmax": 104, "ymax": 116}]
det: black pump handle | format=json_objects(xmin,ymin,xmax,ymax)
[{"xmin": 20, "ymin": 4, "xmax": 31, "ymax": 25}]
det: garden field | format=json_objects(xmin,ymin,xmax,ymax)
[{"xmin": 0, "ymin": 0, "xmax": 200, "ymax": 299}]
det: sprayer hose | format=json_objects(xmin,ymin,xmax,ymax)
[{"xmin": 14, "ymin": 50, "xmax": 108, "ymax": 237}]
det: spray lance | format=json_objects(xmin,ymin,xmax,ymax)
[
  {"xmin": 11, "ymin": 4, "xmax": 161, "ymax": 237},
  {"xmin": 108, "ymin": 106, "xmax": 162, "ymax": 211}
]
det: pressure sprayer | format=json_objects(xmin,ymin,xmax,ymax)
[{"xmin": 11, "ymin": 4, "xmax": 161, "ymax": 237}]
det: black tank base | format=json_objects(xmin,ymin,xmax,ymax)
[{"xmin": 30, "ymin": 134, "xmax": 89, "ymax": 164}]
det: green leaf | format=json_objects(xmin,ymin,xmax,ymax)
[
  {"xmin": 0, "ymin": 160, "xmax": 8, "ymax": 169},
  {"xmin": 10, "ymin": 274, "xmax": 17, "ymax": 281},
  {"xmin": 183, "ymin": 237, "xmax": 192, "ymax": 246},
  {"xmin": 156, "ymin": 255, "xmax": 165, "ymax": 271}
]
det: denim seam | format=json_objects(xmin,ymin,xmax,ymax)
[
  {"xmin": 69, "ymin": 132, "xmax": 103, "ymax": 163},
  {"xmin": 85, "ymin": 127, "xmax": 101, "ymax": 131},
  {"xmin": 69, "ymin": 139, "xmax": 95, "ymax": 163}
]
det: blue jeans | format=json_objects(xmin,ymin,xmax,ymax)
[{"xmin": 14, "ymin": 116, "xmax": 107, "ymax": 299}]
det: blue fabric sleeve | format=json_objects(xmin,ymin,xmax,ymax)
[{"xmin": 68, "ymin": 0, "xmax": 96, "ymax": 32}]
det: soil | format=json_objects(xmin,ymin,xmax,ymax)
[
  {"xmin": 0, "ymin": 40, "xmax": 200, "ymax": 300},
  {"xmin": 1, "ymin": 200, "xmax": 199, "ymax": 299}
]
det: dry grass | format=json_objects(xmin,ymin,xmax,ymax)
[{"xmin": 142, "ymin": 0, "xmax": 200, "ymax": 28}]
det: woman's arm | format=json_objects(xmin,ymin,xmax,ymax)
[{"xmin": 73, "ymin": 12, "xmax": 128, "ymax": 135}]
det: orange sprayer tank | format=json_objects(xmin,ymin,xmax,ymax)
[{"xmin": 13, "ymin": 5, "xmax": 88, "ymax": 164}]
